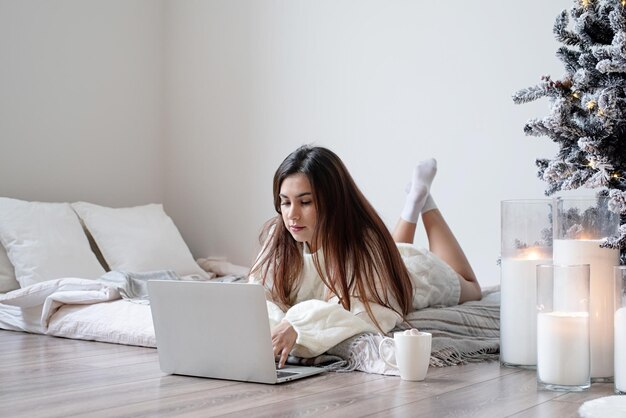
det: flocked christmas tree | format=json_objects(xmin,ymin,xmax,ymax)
[{"xmin": 513, "ymin": 0, "xmax": 626, "ymax": 261}]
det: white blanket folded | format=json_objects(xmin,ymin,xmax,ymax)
[{"xmin": 0, "ymin": 270, "xmax": 179, "ymax": 330}]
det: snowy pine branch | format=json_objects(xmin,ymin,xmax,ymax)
[
  {"xmin": 514, "ymin": 0, "xmax": 626, "ymax": 254},
  {"xmin": 554, "ymin": 10, "xmax": 581, "ymax": 46},
  {"xmin": 512, "ymin": 85, "xmax": 549, "ymax": 104},
  {"xmin": 557, "ymin": 46, "xmax": 582, "ymax": 73}
]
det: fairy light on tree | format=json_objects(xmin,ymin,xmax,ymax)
[{"xmin": 513, "ymin": 0, "xmax": 626, "ymax": 260}]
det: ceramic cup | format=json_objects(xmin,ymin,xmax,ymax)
[{"xmin": 378, "ymin": 329, "xmax": 432, "ymax": 381}]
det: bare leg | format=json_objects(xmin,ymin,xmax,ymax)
[
  {"xmin": 421, "ymin": 209, "xmax": 481, "ymax": 302},
  {"xmin": 392, "ymin": 210, "xmax": 481, "ymax": 302},
  {"xmin": 394, "ymin": 159, "xmax": 481, "ymax": 303},
  {"xmin": 392, "ymin": 219, "xmax": 417, "ymax": 243}
]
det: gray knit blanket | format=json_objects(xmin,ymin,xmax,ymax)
[{"xmin": 292, "ymin": 289, "xmax": 500, "ymax": 372}]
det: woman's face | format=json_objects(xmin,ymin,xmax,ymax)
[{"xmin": 279, "ymin": 173, "xmax": 318, "ymax": 251}]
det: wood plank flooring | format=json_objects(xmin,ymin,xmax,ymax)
[{"xmin": 0, "ymin": 330, "xmax": 615, "ymax": 417}]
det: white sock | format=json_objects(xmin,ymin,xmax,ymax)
[{"xmin": 401, "ymin": 158, "xmax": 437, "ymax": 223}]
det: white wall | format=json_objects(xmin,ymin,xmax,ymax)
[
  {"xmin": 164, "ymin": 0, "xmax": 570, "ymax": 286},
  {"xmin": 0, "ymin": 0, "xmax": 164, "ymax": 206},
  {"xmin": 0, "ymin": 0, "xmax": 574, "ymax": 286}
]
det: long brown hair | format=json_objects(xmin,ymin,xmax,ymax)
[{"xmin": 250, "ymin": 145, "xmax": 414, "ymax": 330}]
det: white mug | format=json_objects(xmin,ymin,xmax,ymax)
[{"xmin": 378, "ymin": 329, "xmax": 432, "ymax": 381}]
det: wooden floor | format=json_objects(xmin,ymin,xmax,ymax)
[{"xmin": 0, "ymin": 330, "xmax": 615, "ymax": 417}]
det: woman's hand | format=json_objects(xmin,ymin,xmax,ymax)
[{"xmin": 271, "ymin": 319, "xmax": 297, "ymax": 368}]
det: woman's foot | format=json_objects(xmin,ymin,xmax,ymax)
[{"xmin": 401, "ymin": 159, "xmax": 437, "ymax": 223}]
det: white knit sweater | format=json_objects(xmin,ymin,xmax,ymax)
[{"xmin": 249, "ymin": 242, "xmax": 461, "ymax": 358}]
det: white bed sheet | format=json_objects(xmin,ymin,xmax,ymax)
[
  {"xmin": 0, "ymin": 277, "xmax": 157, "ymax": 347},
  {"xmin": 0, "ymin": 302, "xmax": 44, "ymax": 334},
  {"xmin": 47, "ymin": 299, "xmax": 156, "ymax": 347}
]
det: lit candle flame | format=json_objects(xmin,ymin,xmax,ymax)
[{"xmin": 521, "ymin": 247, "xmax": 543, "ymax": 260}]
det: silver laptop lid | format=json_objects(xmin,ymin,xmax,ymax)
[{"xmin": 148, "ymin": 280, "xmax": 279, "ymax": 384}]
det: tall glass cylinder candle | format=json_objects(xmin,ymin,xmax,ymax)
[
  {"xmin": 537, "ymin": 264, "xmax": 591, "ymax": 392},
  {"xmin": 615, "ymin": 266, "xmax": 626, "ymax": 394},
  {"xmin": 553, "ymin": 196, "xmax": 620, "ymax": 381},
  {"xmin": 500, "ymin": 200, "xmax": 552, "ymax": 368}
]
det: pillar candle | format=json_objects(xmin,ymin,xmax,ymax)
[
  {"xmin": 553, "ymin": 239, "xmax": 619, "ymax": 380},
  {"xmin": 500, "ymin": 251, "xmax": 551, "ymax": 366},
  {"xmin": 537, "ymin": 311, "xmax": 590, "ymax": 386}
]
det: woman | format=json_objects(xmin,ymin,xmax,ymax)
[{"xmin": 249, "ymin": 145, "xmax": 481, "ymax": 368}]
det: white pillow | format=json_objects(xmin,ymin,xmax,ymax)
[
  {"xmin": 0, "ymin": 245, "xmax": 19, "ymax": 293},
  {"xmin": 0, "ymin": 198, "xmax": 106, "ymax": 288},
  {"xmin": 72, "ymin": 202, "xmax": 209, "ymax": 279}
]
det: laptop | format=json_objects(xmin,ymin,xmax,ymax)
[{"xmin": 147, "ymin": 280, "xmax": 325, "ymax": 384}]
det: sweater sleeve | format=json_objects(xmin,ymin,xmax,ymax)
[{"xmin": 284, "ymin": 298, "xmax": 402, "ymax": 358}]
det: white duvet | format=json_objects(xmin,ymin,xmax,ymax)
[{"xmin": 0, "ymin": 277, "xmax": 157, "ymax": 347}]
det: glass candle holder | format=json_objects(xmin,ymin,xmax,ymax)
[
  {"xmin": 552, "ymin": 196, "xmax": 620, "ymax": 382},
  {"xmin": 537, "ymin": 264, "xmax": 591, "ymax": 392},
  {"xmin": 500, "ymin": 200, "xmax": 552, "ymax": 368},
  {"xmin": 615, "ymin": 266, "xmax": 626, "ymax": 394}
]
